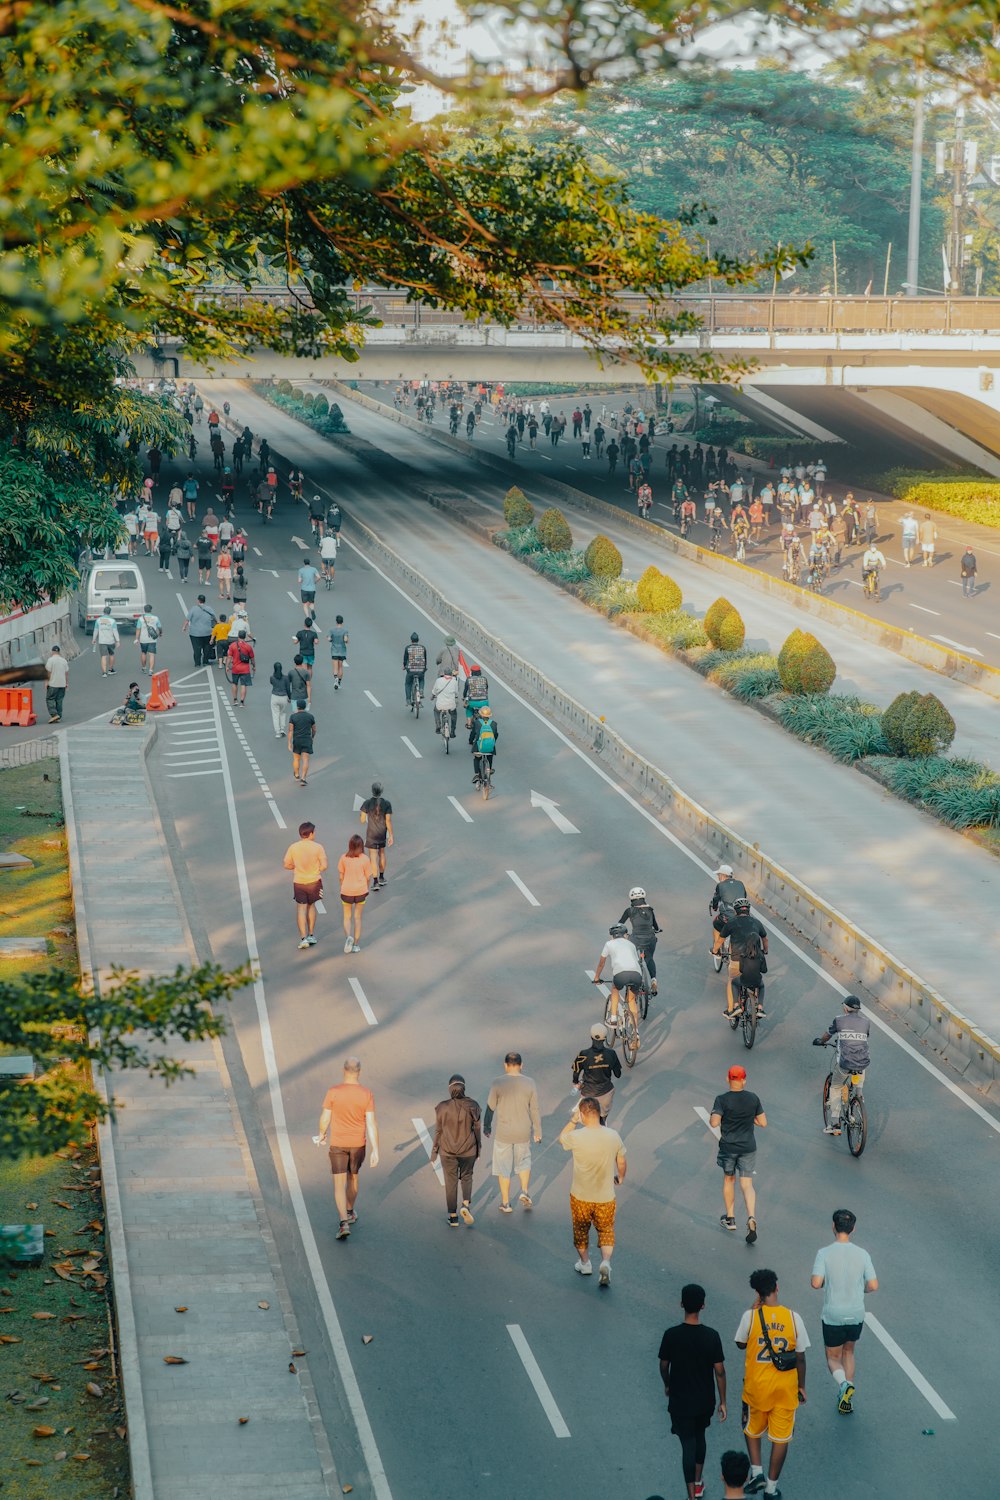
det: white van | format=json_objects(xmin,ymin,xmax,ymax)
[{"xmin": 77, "ymin": 558, "xmax": 147, "ymax": 634}]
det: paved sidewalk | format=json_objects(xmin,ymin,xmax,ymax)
[{"xmin": 62, "ymin": 723, "xmax": 334, "ymax": 1500}]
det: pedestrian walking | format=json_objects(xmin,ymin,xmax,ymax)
[
  {"xmin": 227, "ymin": 628, "xmax": 254, "ymax": 705},
  {"xmin": 734, "ymin": 1269, "xmax": 808, "ymax": 1498},
  {"xmin": 483, "ymin": 1052, "xmax": 541, "ymax": 1213},
  {"xmin": 719, "ymin": 1451, "xmax": 751, "ymax": 1498},
  {"xmin": 900, "ymin": 510, "xmax": 918, "ymax": 566},
  {"xmin": 919, "ymin": 511, "xmax": 938, "ymax": 567},
  {"xmin": 282, "ymin": 820, "xmax": 327, "ymax": 950},
  {"xmin": 142, "ymin": 507, "xmax": 159, "ymax": 556},
  {"xmin": 203, "ymin": 507, "xmax": 220, "ymax": 550},
  {"xmin": 430, "ymin": 1074, "xmax": 482, "ymax": 1228},
  {"xmin": 288, "ymin": 654, "xmax": 312, "ymax": 706},
  {"xmin": 135, "ymin": 605, "xmax": 161, "ymax": 675},
  {"xmin": 810, "ymin": 1209, "xmax": 877, "ymax": 1416},
  {"xmin": 210, "ymin": 613, "xmax": 231, "ymax": 669},
  {"xmin": 315, "ymin": 1057, "xmax": 380, "ymax": 1241},
  {"xmin": 337, "ymin": 833, "xmax": 369, "ymax": 952},
  {"xmin": 558, "ymin": 1097, "xmax": 626, "ymax": 1287},
  {"xmin": 183, "ymin": 472, "xmax": 199, "ymax": 520},
  {"xmin": 709, "ymin": 1065, "xmax": 766, "ymax": 1244},
  {"xmin": 196, "ymin": 530, "xmax": 213, "ymax": 584},
  {"xmin": 92, "ymin": 605, "xmax": 120, "ymax": 677},
  {"xmin": 287, "ymin": 695, "xmax": 315, "ymax": 783},
  {"xmin": 658, "ymin": 1284, "xmax": 727, "ymax": 1500},
  {"xmin": 330, "ymin": 615, "xmax": 349, "ymax": 688},
  {"xmin": 359, "ymin": 782, "xmax": 393, "ymax": 889},
  {"xmin": 174, "ymin": 531, "xmax": 192, "ymax": 582},
  {"xmin": 298, "ymin": 558, "xmax": 319, "ymax": 620},
  {"xmin": 157, "ymin": 526, "xmax": 173, "ymax": 577},
  {"xmin": 961, "ymin": 546, "xmax": 977, "ymax": 596},
  {"xmin": 571, "ymin": 1023, "xmax": 622, "ymax": 1122},
  {"xmin": 182, "ymin": 595, "xmax": 216, "ymax": 666},
  {"xmin": 217, "ymin": 544, "xmax": 232, "ymax": 598},
  {"xmin": 269, "ymin": 661, "xmax": 291, "ymax": 738},
  {"xmin": 232, "ymin": 564, "xmax": 248, "ymax": 608},
  {"xmin": 44, "ymin": 644, "xmax": 69, "ymax": 722}
]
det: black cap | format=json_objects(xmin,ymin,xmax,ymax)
[{"xmin": 844, "ymin": 995, "xmax": 862, "ymax": 1010}]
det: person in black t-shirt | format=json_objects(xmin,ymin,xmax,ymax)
[
  {"xmin": 293, "ymin": 618, "xmax": 319, "ymax": 669},
  {"xmin": 709, "ymin": 1065, "xmax": 766, "ymax": 1244},
  {"xmin": 619, "ymin": 886, "xmax": 662, "ymax": 993},
  {"xmin": 287, "ymin": 699, "xmax": 316, "ymax": 785},
  {"xmin": 719, "ymin": 899, "xmax": 768, "ymax": 1017},
  {"xmin": 658, "ymin": 1283, "xmax": 727, "ymax": 1500},
  {"xmin": 359, "ymin": 781, "xmax": 393, "ymax": 889},
  {"xmin": 571, "ymin": 1023, "xmax": 622, "ymax": 1122}
]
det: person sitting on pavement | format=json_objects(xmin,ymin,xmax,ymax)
[
  {"xmin": 710, "ymin": 864, "xmax": 748, "ymax": 957},
  {"xmin": 719, "ymin": 897, "xmax": 768, "ymax": 1018},
  {"xmin": 618, "ymin": 887, "xmax": 662, "ymax": 995},
  {"xmin": 470, "ymin": 704, "xmax": 498, "ymax": 786},
  {"xmin": 431, "ymin": 668, "xmax": 459, "ymax": 737}
]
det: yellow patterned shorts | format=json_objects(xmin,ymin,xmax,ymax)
[{"xmin": 570, "ymin": 1194, "xmax": 616, "ymax": 1247}]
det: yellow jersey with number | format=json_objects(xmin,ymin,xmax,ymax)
[{"xmin": 740, "ymin": 1304, "xmax": 802, "ymax": 1409}]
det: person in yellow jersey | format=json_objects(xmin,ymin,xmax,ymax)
[{"xmin": 734, "ymin": 1269, "xmax": 809, "ymax": 1499}]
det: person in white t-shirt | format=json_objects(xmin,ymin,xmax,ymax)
[
  {"xmin": 592, "ymin": 923, "xmax": 643, "ymax": 1040},
  {"xmin": 320, "ymin": 531, "xmax": 338, "ymax": 582},
  {"xmin": 136, "ymin": 606, "xmax": 162, "ymax": 675},
  {"xmin": 92, "ymin": 607, "xmax": 120, "ymax": 676}
]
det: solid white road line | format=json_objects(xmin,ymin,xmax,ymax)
[
  {"xmin": 364, "ymin": 690, "xmax": 382, "ymax": 708},
  {"xmin": 401, "ymin": 735, "xmax": 422, "ymax": 759},
  {"xmin": 175, "ymin": 592, "xmax": 189, "ymax": 617},
  {"xmin": 506, "ymin": 1325, "xmax": 571, "ymax": 1439},
  {"xmin": 507, "ymin": 870, "xmax": 540, "ymax": 907},
  {"xmin": 168, "ymin": 768, "xmax": 225, "ymax": 779},
  {"xmin": 353, "ymin": 794, "xmax": 365, "ymax": 812},
  {"xmin": 348, "ymin": 977, "xmax": 378, "ymax": 1027},
  {"xmin": 341, "ymin": 511, "xmax": 1000, "ymax": 1136},
  {"xmin": 866, "ymin": 1315, "xmax": 956, "ymax": 1420},
  {"xmin": 447, "ymin": 795, "xmax": 473, "ymax": 823},
  {"xmin": 287, "ymin": 590, "xmax": 298, "ymax": 603},
  {"xmin": 909, "ymin": 603, "xmax": 940, "ymax": 615},
  {"xmin": 694, "ymin": 1105, "xmax": 721, "ymax": 1141},
  {"xmin": 584, "ymin": 967, "xmax": 609, "ymax": 998},
  {"xmin": 207, "ymin": 670, "xmax": 394, "ymax": 1500},
  {"xmin": 931, "ymin": 634, "xmax": 982, "ymax": 656},
  {"xmin": 412, "ymin": 1116, "xmax": 445, "ymax": 1184}
]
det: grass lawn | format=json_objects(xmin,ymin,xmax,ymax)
[{"xmin": 0, "ymin": 760, "xmax": 130, "ymax": 1497}]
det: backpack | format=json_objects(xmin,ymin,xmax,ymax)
[
  {"xmin": 476, "ymin": 720, "xmax": 496, "ymax": 754},
  {"xmin": 466, "ymin": 675, "xmax": 488, "ymax": 703},
  {"xmin": 408, "ymin": 643, "xmax": 426, "ymax": 672}
]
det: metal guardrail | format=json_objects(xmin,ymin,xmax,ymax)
[{"xmin": 187, "ymin": 286, "xmax": 1000, "ymax": 337}]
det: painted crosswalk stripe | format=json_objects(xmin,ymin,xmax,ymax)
[
  {"xmin": 168, "ymin": 768, "xmax": 225, "ymax": 779},
  {"xmin": 348, "ymin": 977, "xmax": 378, "ymax": 1027}
]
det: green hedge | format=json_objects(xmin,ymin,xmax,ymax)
[
  {"xmin": 882, "ymin": 690, "xmax": 956, "ymax": 757},
  {"xmin": 868, "ymin": 756, "xmax": 1000, "ymax": 829},
  {"xmin": 622, "ymin": 610, "xmax": 708, "ymax": 650},
  {"xmin": 703, "ymin": 595, "xmax": 734, "ymax": 647},
  {"xmin": 778, "ymin": 695, "xmax": 890, "ymax": 763},
  {"xmin": 717, "ymin": 609, "xmax": 746, "ymax": 652},
  {"xmin": 252, "ymin": 384, "xmax": 350, "ymax": 435},
  {"xmin": 733, "ymin": 436, "xmax": 821, "ymax": 466},
  {"xmin": 584, "ymin": 534, "xmax": 623, "ymax": 580},
  {"xmin": 861, "ymin": 467, "xmax": 1000, "ymax": 528},
  {"xmin": 580, "ymin": 576, "xmax": 640, "ymax": 616}
]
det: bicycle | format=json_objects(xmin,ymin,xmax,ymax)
[
  {"xmin": 728, "ymin": 979, "xmax": 763, "ymax": 1050},
  {"xmin": 635, "ymin": 954, "xmax": 653, "ymax": 1021},
  {"xmin": 782, "ymin": 554, "xmax": 800, "ymax": 585},
  {"xmin": 437, "ymin": 708, "xmax": 455, "ymax": 754},
  {"xmin": 820, "ymin": 1045, "xmax": 867, "ymax": 1157},
  {"xmin": 863, "ymin": 569, "xmax": 881, "ymax": 603},
  {"xmin": 409, "ymin": 678, "xmax": 422, "ymax": 719},
  {"xmin": 596, "ymin": 980, "xmax": 639, "ymax": 1067},
  {"xmin": 477, "ymin": 754, "xmax": 494, "ymax": 800}
]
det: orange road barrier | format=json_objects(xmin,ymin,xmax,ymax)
[
  {"xmin": 146, "ymin": 670, "xmax": 177, "ymax": 711},
  {"xmin": 0, "ymin": 688, "xmax": 36, "ymax": 726}
]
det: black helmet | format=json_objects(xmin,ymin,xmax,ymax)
[
  {"xmin": 609, "ymin": 923, "xmax": 628, "ymax": 938},
  {"xmin": 733, "ymin": 896, "xmax": 751, "ymax": 914},
  {"xmin": 410, "ymin": 631, "xmax": 419, "ymax": 643},
  {"xmin": 844, "ymin": 995, "xmax": 862, "ymax": 1011}
]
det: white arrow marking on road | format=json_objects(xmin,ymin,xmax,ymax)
[
  {"xmin": 931, "ymin": 635, "xmax": 983, "ymax": 656},
  {"xmin": 267, "ymin": 569, "xmax": 279, "ymax": 577},
  {"xmin": 447, "ymin": 795, "xmax": 473, "ymax": 824},
  {"xmin": 353, "ymin": 794, "xmax": 365, "ymax": 812},
  {"xmin": 506, "ymin": 1326, "xmax": 571, "ymax": 1439},
  {"xmin": 291, "ymin": 535, "xmax": 308, "ymax": 550},
  {"xmin": 364, "ymin": 690, "xmax": 382, "ymax": 708},
  {"xmin": 412, "ymin": 1117, "xmax": 445, "ymax": 1183},
  {"xmin": 507, "ymin": 870, "xmax": 540, "ymax": 907},
  {"xmin": 694, "ymin": 1105, "xmax": 721, "ymax": 1141},
  {"xmin": 348, "ymin": 977, "xmax": 378, "ymax": 1027},
  {"xmin": 530, "ymin": 789, "xmax": 580, "ymax": 834},
  {"xmin": 401, "ymin": 736, "xmax": 422, "ymax": 759},
  {"xmin": 865, "ymin": 1315, "xmax": 956, "ymax": 1420}
]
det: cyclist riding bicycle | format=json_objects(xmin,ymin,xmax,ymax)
[
  {"xmin": 320, "ymin": 530, "xmax": 338, "ymax": 582},
  {"xmin": 709, "ymin": 507, "xmax": 728, "ymax": 547},
  {"xmin": 593, "ymin": 924, "xmax": 643, "ymax": 1045},
  {"xmin": 289, "ymin": 468, "xmax": 305, "ymax": 501},
  {"xmin": 463, "ymin": 664, "xmax": 489, "ymax": 724},
  {"xmin": 308, "ymin": 493, "xmax": 326, "ymax": 537},
  {"xmin": 710, "ymin": 864, "xmax": 748, "ymax": 957},
  {"xmin": 326, "ymin": 502, "xmax": 342, "ymax": 536},
  {"xmin": 679, "ymin": 495, "xmax": 696, "ymax": 536},
  {"xmin": 732, "ymin": 513, "xmax": 750, "ymax": 557},
  {"xmin": 862, "ymin": 543, "xmax": 886, "ymax": 592},
  {"xmin": 719, "ymin": 897, "xmax": 768, "ymax": 1018},
  {"xmin": 403, "ymin": 632, "xmax": 427, "ymax": 708},
  {"xmin": 813, "ymin": 995, "xmax": 870, "ymax": 1136},
  {"xmin": 470, "ymin": 704, "xmax": 498, "ymax": 786},
  {"xmin": 637, "ymin": 481, "xmax": 653, "ymax": 518},
  {"xmin": 618, "ymin": 887, "xmax": 662, "ymax": 995},
  {"xmin": 431, "ymin": 668, "xmax": 459, "ymax": 737}
]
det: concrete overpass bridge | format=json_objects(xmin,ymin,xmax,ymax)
[{"xmin": 144, "ymin": 289, "xmax": 1000, "ymax": 475}]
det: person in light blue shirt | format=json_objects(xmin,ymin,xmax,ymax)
[
  {"xmin": 297, "ymin": 560, "xmax": 319, "ymax": 620},
  {"xmin": 810, "ymin": 1208, "xmax": 878, "ymax": 1416}
]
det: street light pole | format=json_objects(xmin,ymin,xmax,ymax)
[{"xmin": 906, "ymin": 77, "xmax": 925, "ymax": 297}]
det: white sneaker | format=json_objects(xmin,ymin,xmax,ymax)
[
  {"xmin": 574, "ymin": 1259, "xmax": 593, "ymax": 1276},
  {"xmin": 298, "ymin": 938, "xmax": 310, "ymax": 950},
  {"xmin": 344, "ymin": 937, "xmax": 354, "ymax": 953},
  {"xmin": 305, "ymin": 935, "xmax": 317, "ymax": 946},
  {"xmin": 598, "ymin": 1261, "xmax": 611, "ymax": 1288}
]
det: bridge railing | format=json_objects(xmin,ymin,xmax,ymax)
[{"xmin": 179, "ymin": 287, "xmax": 1000, "ymax": 337}]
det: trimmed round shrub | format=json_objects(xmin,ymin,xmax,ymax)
[
  {"xmin": 537, "ymin": 507, "xmax": 573, "ymax": 552},
  {"xmin": 636, "ymin": 565, "xmax": 682, "ymax": 614},
  {"xmin": 277, "ymin": 378, "xmax": 294, "ymax": 395},
  {"xmin": 312, "ymin": 392, "xmax": 329, "ymax": 414},
  {"xmin": 584, "ymin": 534, "xmax": 623, "ymax": 580},
  {"xmin": 883, "ymin": 691, "xmax": 956, "ymax": 758},
  {"xmin": 503, "ymin": 486, "xmax": 535, "ymax": 528},
  {"xmin": 703, "ymin": 595, "xmax": 736, "ymax": 647},
  {"xmin": 799, "ymin": 638, "xmax": 836, "ymax": 695},
  {"xmin": 777, "ymin": 628, "xmax": 812, "ymax": 693},
  {"xmin": 882, "ymin": 691, "xmax": 923, "ymax": 756},
  {"xmin": 716, "ymin": 608, "xmax": 746, "ymax": 653}
]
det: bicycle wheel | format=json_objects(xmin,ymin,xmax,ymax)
[
  {"xmin": 603, "ymin": 992, "xmax": 614, "ymax": 1028},
  {"xmin": 846, "ymin": 1095, "xmax": 868, "ymax": 1158},
  {"xmin": 741, "ymin": 990, "xmax": 757, "ymax": 1050},
  {"xmin": 637, "ymin": 982, "xmax": 649, "ymax": 1022},
  {"xmin": 414, "ymin": 693, "xmax": 421, "ymax": 720},
  {"xmin": 481, "ymin": 768, "xmax": 491, "ymax": 801},
  {"xmin": 443, "ymin": 725, "xmax": 450, "ymax": 754},
  {"xmin": 622, "ymin": 1012, "xmax": 638, "ymax": 1068},
  {"xmin": 822, "ymin": 1073, "xmax": 833, "ymax": 1130},
  {"xmin": 712, "ymin": 948, "xmax": 724, "ymax": 974}
]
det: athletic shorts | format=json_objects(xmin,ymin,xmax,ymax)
[
  {"xmin": 329, "ymin": 1144, "xmax": 366, "ymax": 1174},
  {"xmin": 717, "ymin": 1149, "xmax": 756, "ymax": 1178},
  {"xmin": 99, "ymin": 644, "xmax": 116, "ymax": 657},
  {"xmin": 613, "ymin": 970, "xmax": 642, "ymax": 991},
  {"xmin": 492, "ymin": 1140, "xmax": 531, "ymax": 1178},
  {"xmin": 140, "ymin": 642, "xmax": 157, "ymax": 655},
  {"xmin": 341, "ymin": 893, "xmax": 366, "ymax": 906},
  {"xmin": 570, "ymin": 1194, "xmax": 616, "ymax": 1247},
  {"xmin": 742, "ymin": 1402, "xmax": 797, "ymax": 1445},
  {"xmin": 291, "ymin": 740, "xmax": 312, "ymax": 754},
  {"xmin": 293, "ymin": 881, "xmax": 322, "ymax": 905},
  {"xmin": 301, "ymin": 590, "xmax": 316, "ymax": 603},
  {"xmin": 365, "ymin": 839, "xmax": 386, "ymax": 851},
  {"xmin": 822, "ymin": 1321, "xmax": 864, "ymax": 1347},
  {"xmin": 301, "ymin": 654, "xmax": 315, "ymax": 666}
]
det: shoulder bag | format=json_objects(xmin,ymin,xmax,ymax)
[{"xmin": 757, "ymin": 1306, "xmax": 799, "ymax": 1372}]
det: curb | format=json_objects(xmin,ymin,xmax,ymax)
[
  {"xmin": 328, "ymin": 380, "xmax": 1000, "ymax": 702},
  {"xmin": 59, "ymin": 727, "xmax": 156, "ymax": 1500},
  {"xmin": 339, "ymin": 508, "xmax": 1000, "ymax": 1093}
]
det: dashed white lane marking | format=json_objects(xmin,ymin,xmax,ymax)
[
  {"xmin": 694, "ymin": 1105, "xmax": 721, "ymax": 1141},
  {"xmin": 447, "ymin": 795, "xmax": 473, "ymax": 823},
  {"xmin": 506, "ymin": 1326, "xmax": 571, "ymax": 1439},
  {"xmin": 287, "ymin": 590, "xmax": 298, "ymax": 602},
  {"xmin": 168, "ymin": 767, "xmax": 225, "ymax": 779},
  {"xmin": 866, "ymin": 1315, "xmax": 956, "ymax": 1420},
  {"xmin": 909, "ymin": 603, "xmax": 940, "ymax": 615},
  {"xmin": 253, "ymin": 546, "xmax": 263, "ymax": 556},
  {"xmin": 316, "ymin": 899, "xmax": 327, "ymax": 915},
  {"xmin": 412, "ymin": 1117, "xmax": 445, "ymax": 1184},
  {"xmin": 401, "ymin": 735, "xmax": 422, "ymax": 759},
  {"xmin": 348, "ymin": 977, "xmax": 378, "ymax": 1027},
  {"xmin": 175, "ymin": 592, "xmax": 189, "ymax": 617},
  {"xmin": 364, "ymin": 690, "xmax": 382, "ymax": 707},
  {"xmin": 507, "ymin": 870, "xmax": 540, "ymax": 907}
]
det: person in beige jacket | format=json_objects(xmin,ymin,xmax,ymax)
[{"xmin": 919, "ymin": 512, "xmax": 938, "ymax": 567}]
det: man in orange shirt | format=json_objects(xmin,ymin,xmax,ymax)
[
  {"xmin": 316, "ymin": 1057, "xmax": 380, "ymax": 1241},
  {"xmin": 282, "ymin": 821, "xmax": 328, "ymax": 950}
]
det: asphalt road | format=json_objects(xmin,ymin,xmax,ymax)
[
  {"xmin": 80, "ymin": 422, "xmax": 1000, "ymax": 1498},
  {"xmin": 352, "ymin": 384, "xmax": 1000, "ymax": 672}
]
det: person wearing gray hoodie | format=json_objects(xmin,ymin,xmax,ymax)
[{"xmin": 430, "ymin": 1074, "xmax": 482, "ymax": 1228}]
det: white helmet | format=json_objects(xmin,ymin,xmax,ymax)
[
  {"xmin": 715, "ymin": 863, "xmax": 734, "ymax": 878},
  {"xmin": 629, "ymin": 886, "xmax": 646, "ymax": 903}
]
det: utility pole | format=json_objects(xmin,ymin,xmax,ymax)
[
  {"xmin": 948, "ymin": 104, "xmax": 967, "ymax": 294},
  {"xmin": 906, "ymin": 81, "xmax": 925, "ymax": 297}
]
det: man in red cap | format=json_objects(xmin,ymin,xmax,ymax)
[{"xmin": 710, "ymin": 1066, "xmax": 767, "ymax": 1246}]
